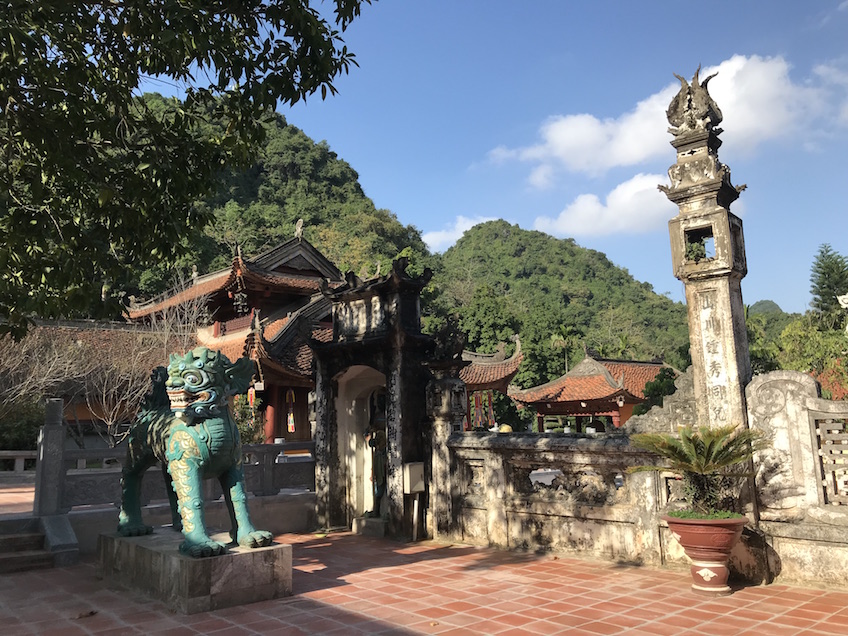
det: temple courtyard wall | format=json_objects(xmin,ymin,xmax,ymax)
[{"xmin": 429, "ymin": 368, "xmax": 848, "ymax": 589}]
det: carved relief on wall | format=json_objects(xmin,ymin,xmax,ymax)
[
  {"xmin": 667, "ymin": 156, "xmax": 722, "ymax": 189},
  {"xmin": 812, "ymin": 417, "xmax": 848, "ymax": 506},
  {"xmin": 337, "ymin": 296, "xmax": 386, "ymax": 339},
  {"xmin": 463, "ymin": 459, "xmax": 486, "ymax": 498},
  {"xmin": 510, "ymin": 463, "xmax": 624, "ymax": 506},
  {"xmin": 747, "ymin": 375, "xmax": 809, "ymax": 520}
]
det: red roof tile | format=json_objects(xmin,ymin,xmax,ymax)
[
  {"xmin": 127, "ymin": 270, "xmax": 233, "ymax": 319},
  {"xmin": 264, "ymin": 317, "xmax": 289, "ymax": 341},
  {"xmin": 509, "ymin": 356, "xmax": 668, "ymax": 405},
  {"xmin": 596, "ymin": 360, "xmax": 666, "ymax": 399},
  {"xmin": 460, "ymin": 352, "xmax": 524, "ymax": 392}
]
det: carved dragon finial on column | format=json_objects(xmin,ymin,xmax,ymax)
[{"xmin": 666, "ymin": 65, "xmax": 723, "ymax": 137}]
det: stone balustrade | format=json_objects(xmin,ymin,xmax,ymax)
[
  {"xmin": 0, "ymin": 450, "xmax": 38, "ymax": 475},
  {"xmin": 30, "ymin": 399, "xmax": 315, "ymax": 517}
]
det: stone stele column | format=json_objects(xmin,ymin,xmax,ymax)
[{"xmin": 661, "ymin": 68, "xmax": 751, "ymax": 429}]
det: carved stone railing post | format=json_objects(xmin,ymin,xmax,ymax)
[{"xmin": 34, "ymin": 398, "xmax": 68, "ymax": 516}]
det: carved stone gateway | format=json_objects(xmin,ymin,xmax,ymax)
[
  {"xmin": 661, "ymin": 68, "xmax": 751, "ymax": 430},
  {"xmin": 312, "ymin": 258, "xmax": 435, "ymax": 537}
]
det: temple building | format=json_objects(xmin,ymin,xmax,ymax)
[
  {"xmin": 128, "ymin": 237, "xmax": 344, "ymax": 443},
  {"xmin": 508, "ymin": 354, "xmax": 672, "ymax": 431},
  {"xmin": 128, "ymin": 237, "xmax": 524, "ymax": 445}
]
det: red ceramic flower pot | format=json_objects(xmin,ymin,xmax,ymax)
[{"xmin": 662, "ymin": 514, "xmax": 747, "ymax": 596}]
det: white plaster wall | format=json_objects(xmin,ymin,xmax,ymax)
[{"xmin": 334, "ymin": 365, "xmax": 386, "ymax": 523}]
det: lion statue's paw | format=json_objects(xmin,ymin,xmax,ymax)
[
  {"xmin": 238, "ymin": 529, "xmax": 274, "ymax": 548},
  {"xmin": 180, "ymin": 537, "xmax": 228, "ymax": 558},
  {"xmin": 117, "ymin": 522, "xmax": 154, "ymax": 537}
]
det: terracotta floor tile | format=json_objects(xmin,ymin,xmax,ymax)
[
  {"xmin": 770, "ymin": 613, "xmax": 820, "ymax": 629},
  {"xmin": 806, "ymin": 620, "xmax": 848, "ymax": 635},
  {"xmin": 4, "ymin": 531, "xmax": 848, "ymax": 635},
  {"xmin": 639, "ymin": 623, "xmax": 695, "ymax": 636},
  {"xmin": 735, "ymin": 626, "xmax": 802, "ymax": 636},
  {"xmin": 785, "ymin": 607, "xmax": 835, "ymax": 621},
  {"xmin": 496, "ymin": 626, "xmax": 547, "ymax": 636},
  {"xmin": 579, "ymin": 620, "xmax": 631, "ymax": 635},
  {"xmin": 544, "ymin": 612, "xmax": 593, "ymax": 628}
]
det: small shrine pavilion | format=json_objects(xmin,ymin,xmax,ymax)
[
  {"xmin": 459, "ymin": 337, "xmax": 523, "ymax": 429},
  {"xmin": 508, "ymin": 354, "xmax": 671, "ymax": 431}
]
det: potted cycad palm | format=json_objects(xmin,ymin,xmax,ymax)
[{"xmin": 629, "ymin": 424, "xmax": 766, "ymax": 596}]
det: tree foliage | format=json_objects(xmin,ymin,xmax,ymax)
[
  {"xmin": 0, "ymin": 0, "xmax": 369, "ymax": 337},
  {"xmin": 232, "ymin": 394, "xmax": 265, "ymax": 445},
  {"xmin": 632, "ymin": 367, "xmax": 677, "ymax": 416},
  {"xmin": 432, "ymin": 221, "xmax": 690, "ymax": 389},
  {"xmin": 778, "ymin": 315, "xmax": 847, "ymax": 376},
  {"xmin": 810, "ymin": 244, "xmax": 848, "ymax": 326},
  {"xmin": 132, "ymin": 105, "xmax": 430, "ymax": 297}
]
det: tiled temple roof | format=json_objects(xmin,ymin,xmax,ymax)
[
  {"xmin": 509, "ymin": 355, "xmax": 669, "ymax": 405},
  {"xmin": 459, "ymin": 337, "xmax": 524, "ymax": 393}
]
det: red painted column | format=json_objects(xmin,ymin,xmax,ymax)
[{"xmin": 264, "ymin": 385, "xmax": 278, "ymax": 443}]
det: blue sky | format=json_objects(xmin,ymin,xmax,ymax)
[{"xmin": 281, "ymin": 1, "xmax": 848, "ymax": 314}]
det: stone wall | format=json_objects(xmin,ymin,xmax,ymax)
[
  {"xmin": 438, "ymin": 432, "xmax": 665, "ymax": 565},
  {"xmin": 428, "ymin": 368, "xmax": 848, "ymax": 588},
  {"xmin": 747, "ymin": 371, "xmax": 848, "ymax": 586}
]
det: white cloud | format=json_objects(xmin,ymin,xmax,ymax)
[
  {"xmin": 493, "ymin": 55, "xmax": 840, "ymax": 185},
  {"xmin": 423, "ymin": 215, "xmax": 496, "ymax": 253},
  {"xmin": 488, "ymin": 92, "xmax": 672, "ymax": 178},
  {"xmin": 533, "ymin": 174, "xmax": 676, "ymax": 237},
  {"xmin": 704, "ymin": 55, "xmax": 825, "ymax": 154},
  {"xmin": 814, "ymin": 61, "xmax": 848, "ymax": 125},
  {"xmin": 840, "ymin": 0, "xmax": 848, "ymax": 11}
]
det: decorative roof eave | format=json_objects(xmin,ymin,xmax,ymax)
[
  {"xmin": 248, "ymin": 236, "xmax": 343, "ymax": 281},
  {"xmin": 508, "ymin": 353, "xmax": 670, "ymax": 404},
  {"xmin": 460, "ymin": 337, "xmax": 524, "ymax": 393},
  {"xmin": 320, "ymin": 257, "xmax": 433, "ymax": 301},
  {"xmin": 234, "ymin": 257, "xmax": 338, "ymax": 294},
  {"xmin": 252, "ymin": 354, "xmax": 314, "ymax": 388},
  {"xmin": 128, "ymin": 239, "xmax": 345, "ymax": 321},
  {"xmin": 127, "ymin": 268, "xmax": 235, "ymax": 319}
]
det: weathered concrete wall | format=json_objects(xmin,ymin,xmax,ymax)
[
  {"xmin": 430, "ymin": 369, "xmax": 848, "ymax": 588},
  {"xmin": 623, "ymin": 367, "xmax": 848, "ymax": 587},
  {"xmin": 441, "ymin": 432, "xmax": 665, "ymax": 565}
]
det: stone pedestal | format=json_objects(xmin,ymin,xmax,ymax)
[
  {"xmin": 97, "ymin": 530, "xmax": 292, "ymax": 614},
  {"xmin": 352, "ymin": 517, "xmax": 386, "ymax": 537}
]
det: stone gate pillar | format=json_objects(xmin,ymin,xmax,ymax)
[
  {"xmin": 426, "ymin": 364, "xmax": 467, "ymax": 540},
  {"xmin": 661, "ymin": 68, "xmax": 751, "ymax": 429}
]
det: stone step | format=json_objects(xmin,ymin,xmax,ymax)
[
  {"xmin": 0, "ymin": 532, "xmax": 45, "ymax": 553},
  {"xmin": 0, "ymin": 549, "xmax": 53, "ymax": 574}
]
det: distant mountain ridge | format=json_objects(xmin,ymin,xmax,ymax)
[{"xmin": 431, "ymin": 220, "xmax": 690, "ymax": 388}]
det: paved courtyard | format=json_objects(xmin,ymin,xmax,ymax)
[{"xmin": 2, "ymin": 528, "xmax": 848, "ymax": 635}]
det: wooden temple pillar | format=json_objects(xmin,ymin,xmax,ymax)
[{"xmin": 263, "ymin": 384, "xmax": 279, "ymax": 443}]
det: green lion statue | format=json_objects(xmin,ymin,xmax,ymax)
[{"xmin": 117, "ymin": 347, "xmax": 273, "ymax": 557}]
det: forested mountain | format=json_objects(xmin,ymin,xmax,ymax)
[
  {"xmin": 133, "ymin": 94, "xmax": 431, "ymax": 296},
  {"xmin": 430, "ymin": 221, "xmax": 690, "ymax": 389}
]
